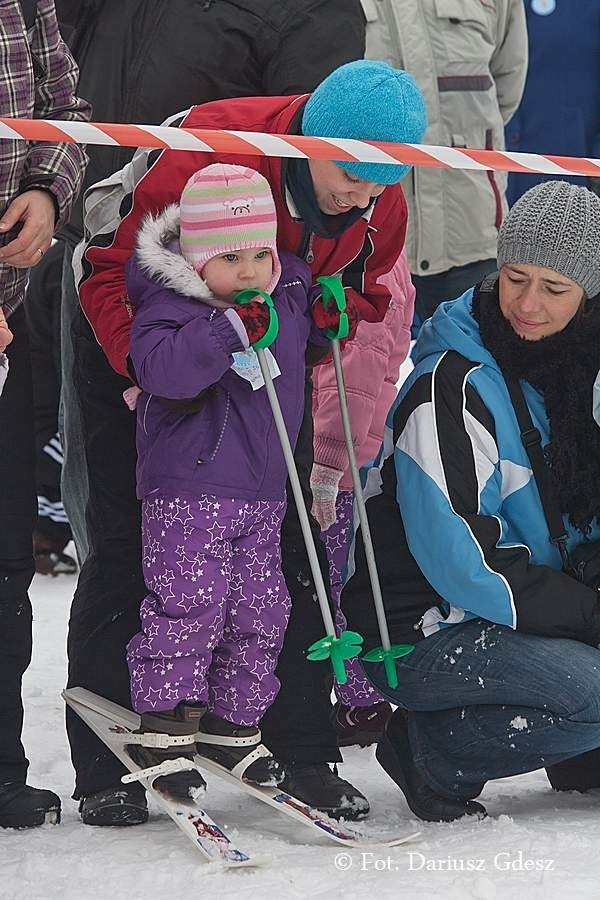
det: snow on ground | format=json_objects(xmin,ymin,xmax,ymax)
[{"xmin": 3, "ymin": 572, "xmax": 600, "ymax": 900}]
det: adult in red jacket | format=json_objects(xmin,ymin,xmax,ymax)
[{"xmin": 73, "ymin": 60, "xmax": 426, "ymax": 822}]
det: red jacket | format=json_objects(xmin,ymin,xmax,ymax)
[{"xmin": 78, "ymin": 94, "xmax": 408, "ymax": 377}]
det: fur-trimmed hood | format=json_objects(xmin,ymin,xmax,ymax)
[{"xmin": 135, "ymin": 204, "xmax": 231, "ymax": 308}]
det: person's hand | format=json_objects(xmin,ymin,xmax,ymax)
[
  {"xmin": 0, "ymin": 190, "xmax": 56, "ymax": 268},
  {"xmin": 312, "ymin": 293, "xmax": 358, "ymax": 339},
  {"xmin": 233, "ymin": 299, "xmax": 271, "ymax": 347},
  {"xmin": 310, "ymin": 463, "xmax": 343, "ymax": 531},
  {"xmin": 0, "ymin": 307, "xmax": 13, "ymax": 352},
  {"xmin": 123, "ymin": 385, "xmax": 142, "ymax": 411}
]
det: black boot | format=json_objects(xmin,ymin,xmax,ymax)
[
  {"xmin": 127, "ymin": 704, "xmax": 207, "ymax": 801},
  {"xmin": 0, "ymin": 783, "xmax": 61, "ymax": 828},
  {"xmin": 333, "ymin": 701, "xmax": 393, "ymax": 748},
  {"xmin": 194, "ymin": 711, "xmax": 286, "ymax": 786},
  {"xmin": 546, "ymin": 750, "xmax": 600, "ymax": 792},
  {"xmin": 78, "ymin": 782, "xmax": 148, "ymax": 826},
  {"xmin": 376, "ymin": 710, "xmax": 487, "ymax": 823},
  {"xmin": 33, "ymin": 532, "xmax": 77, "ymax": 576},
  {"xmin": 279, "ymin": 763, "xmax": 370, "ymax": 821}
]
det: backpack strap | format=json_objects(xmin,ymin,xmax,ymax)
[
  {"xmin": 19, "ymin": 0, "xmax": 38, "ymax": 31},
  {"xmin": 505, "ymin": 373, "xmax": 571, "ymax": 569},
  {"xmin": 475, "ymin": 272, "xmax": 571, "ymax": 568}
]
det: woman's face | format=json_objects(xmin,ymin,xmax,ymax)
[
  {"xmin": 307, "ymin": 159, "xmax": 386, "ymax": 215},
  {"xmin": 499, "ymin": 263, "xmax": 585, "ymax": 340}
]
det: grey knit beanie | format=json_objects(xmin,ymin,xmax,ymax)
[{"xmin": 497, "ymin": 180, "xmax": 600, "ymax": 298}]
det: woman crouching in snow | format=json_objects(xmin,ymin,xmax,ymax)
[{"xmin": 343, "ymin": 181, "xmax": 600, "ymax": 822}]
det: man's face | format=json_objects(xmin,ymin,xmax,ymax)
[{"xmin": 307, "ymin": 159, "xmax": 386, "ymax": 215}]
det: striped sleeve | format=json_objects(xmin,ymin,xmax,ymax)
[
  {"xmin": 393, "ymin": 351, "xmax": 600, "ymax": 644},
  {"xmin": 23, "ymin": 0, "xmax": 90, "ymax": 225}
]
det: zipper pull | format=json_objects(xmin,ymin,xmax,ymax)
[
  {"xmin": 306, "ymin": 233, "xmax": 315, "ymax": 264},
  {"xmin": 413, "ymin": 616, "xmax": 424, "ymax": 632}
]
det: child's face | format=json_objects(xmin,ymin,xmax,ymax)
[{"xmin": 202, "ymin": 248, "xmax": 274, "ymax": 302}]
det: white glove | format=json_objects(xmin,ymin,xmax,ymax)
[{"xmin": 310, "ymin": 463, "xmax": 343, "ymax": 531}]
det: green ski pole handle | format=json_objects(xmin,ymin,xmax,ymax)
[
  {"xmin": 362, "ymin": 644, "xmax": 415, "ymax": 690},
  {"xmin": 316, "ymin": 275, "xmax": 350, "ymax": 341},
  {"xmin": 306, "ymin": 630, "xmax": 364, "ymax": 685},
  {"xmin": 233, "ymin": 288, "xmax": 279, "ymax": 349}
]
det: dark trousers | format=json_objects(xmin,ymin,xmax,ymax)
[
  {"xmin": 66, "ymin": 313, "xmax": 340, "ymax": 798},
  {"xmin": 413, "ymin": 258, "xmax": 497, "ymax": 325},
  {"xmin": 25, "ymin": 242, "xmax": 72, "ymax": 550},
  {"xmin": 0, "ymin": 309, "xmax": 36, "ymax": 784}
]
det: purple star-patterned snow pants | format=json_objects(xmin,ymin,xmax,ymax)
[
  {"xmin": 323, "ymin": 489, "xmax": 386, "ymax": 708},
  {"xmin": 127, "ymin": 494, "xmax": 291, "ymax": 727}
]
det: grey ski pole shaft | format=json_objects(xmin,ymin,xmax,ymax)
[
  {"xmin": 254, "ymin": 348, "xmax": 336, "ymax": 637},
  {"xmin": 330, "ymin": 338, "xmax": 394, "ymax": 656}
]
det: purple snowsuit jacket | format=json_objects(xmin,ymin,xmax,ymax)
[{"xmin": 126, "ymin": 204, "xmax": 325, "ymax": 503}]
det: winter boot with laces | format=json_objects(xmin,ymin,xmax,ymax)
[
  {"xmin": 375, "ymin": 709, "xmax": 487, "ymax": 822},
  {"xmin": 279, "ymin": 763, "xmax": 370, "ymax": 820},
  {"xmin": 126, "ymin": 704, "xmax": 207, "ymax": 801},
  {"xmin": 194, "ymin": 711, "xmax": 286, "ymax": 786},
  {"xmin": 0, "ymin": 783, "xmax": 61, "ymax": 828},
  {"xmin": 333, "ymin": 700, "xmax": 393, "ymax": 748}
]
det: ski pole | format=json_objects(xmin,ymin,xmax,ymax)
[
  {"xmin": 234, "ymin": 288, "xmax": 362, "ymax": 685},
  {"xmin": 316, "ymin": 277, "xmax": 414, "ymax": 689}
]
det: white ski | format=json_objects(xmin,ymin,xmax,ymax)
[
  {"xmin": 64, "ymin": 688, "xmax": 420, "ymax": 850},
  {"xmin": 194, "ymin": 753, "xmax": 420, "ymax": 849},
  {"xmin": 63, "ymin": 688, "xmax": 256, "ymax": 868}
]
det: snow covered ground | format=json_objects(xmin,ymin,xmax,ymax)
[{"xmin": 3, "ymin": 571, "xmax": 599, "ymax": 900}]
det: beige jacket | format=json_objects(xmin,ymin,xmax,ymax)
[{"xmin": 362, "ymin": 0, "xmax": 527, "ymax": 277}]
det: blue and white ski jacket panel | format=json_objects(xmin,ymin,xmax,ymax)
[{"xmin": 345, "ymin": 288, "xmax": 600, "ymax": 646}]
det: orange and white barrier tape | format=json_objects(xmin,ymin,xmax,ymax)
[{"xmin": 1, "ymin": 117, "xmax": 600, "ymax": 179}]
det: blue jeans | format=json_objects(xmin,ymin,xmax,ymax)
[{"xmin": 365, "ymin": 619, "xmax": 600, "ymax": 800}]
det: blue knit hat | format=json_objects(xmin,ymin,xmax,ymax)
[{"xmin": 302, "ymin": 60, "xmax": 427, "ymax": 185}]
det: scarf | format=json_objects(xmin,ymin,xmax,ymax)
[
  {"xmin": 473, "ymin": 278, "xmax": 600, "ymax": 533},
  {"xmin": 285, "ymin": 158, "xmax": 372, "ymax": 239}
]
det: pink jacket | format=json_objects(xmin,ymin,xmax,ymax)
[{"xmin": 312, "ymin": 250, "xmax": 415, "ymax": 490}]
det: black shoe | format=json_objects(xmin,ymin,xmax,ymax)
[
  {"xmin": 33, "ymin": 532, "xmax": 77, "ymax": 576},
  {"xmin": 0, "ymin": 783, "xmax": 61, "ymax": 828},
  {"xmin": 127, "ymin": 704, "xmax": 207, "ymax": 801},
  {"xmin": 79, "ymin": 783, "xmax": 149, "ymax": 826},
  {"xmin": 194, "ymin": 711, "xmax": 286, "ymax": 785},
  {"xmin": 279, "ymin": 763, "xmax": 370, "ymax": 821},
  {"xmin": 546, "ymin": 749, "xmax": 600, "ymax": 792},
  {"xmin": 376, "ymin": 710, "xmax": 487, "ymax": 822}
]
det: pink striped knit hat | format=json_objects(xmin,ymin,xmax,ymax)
[{"xmin": 179, "ymin": 163, "xmax": 281, "ymax": 294}]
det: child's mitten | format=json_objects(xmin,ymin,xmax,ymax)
[{"xmin": 233, "ymin": 300, "xmax": 272, "ymax": 347}]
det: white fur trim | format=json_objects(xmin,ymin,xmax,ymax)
[{"xmin": 135, "ymin": 204, "xmax": 216, "ymax": 303}]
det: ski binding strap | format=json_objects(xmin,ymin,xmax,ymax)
[
  {"xmin": 126, "ymin": 731, "xmax": 196, "ymax": 749},
  {"xmin": 121, "ymin": 756, "xmax": 199, "ymax": 785},
  {"xmin": 194, "ymin": 729, "xmax": 260, "ymax": 748},
  {"xmin": 229, "ymin": 744, "xmax": 272, "ymax": 780}
]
